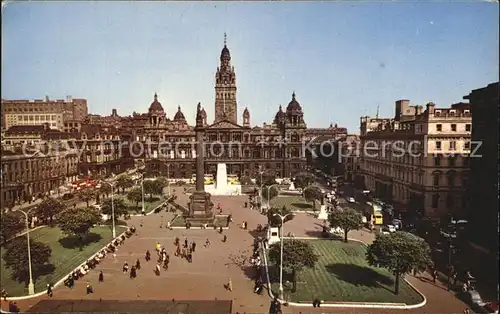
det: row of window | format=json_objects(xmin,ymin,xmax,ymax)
[
  {"xmin": 435, "ymin": 140, "xmax": 470, "ymax": 150},
  {"xmin": 17, "ymin": 115, "xmax": 58, "ymax": 121},
  {"xmin": 431, "ymin": 193, "xmax": 466, "ymax": 209},
  {"xmin": 436, "ymin": 123, "xmax": 471, "ymax": 132}
]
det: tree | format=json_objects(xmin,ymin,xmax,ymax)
[
  {"xmin": 303, "ymin": 185, "xmax": 323, "ymax": 208},
  {"xmin": 239, "ymin": 176, "xmax": 253, "ymax": 185},
  {"xmin": 262, "ymin": 186, "xmax": 279, "ymax": 201},
  {"xmin": 56, "ymin": 206, "xmax": 101, "ymax": 245},
  {"xmin": 116, "ymin": 175, "xmax": 134, "ymax": 193},
  {"xmin": 268, "ymin": 239, "xmax": 318, "ymax": 292},
  {"xmin": 143, "ymin": 179, "xmax": 164, "ymax": 200},
  {"xmin": 35, "ymin": 198, "xmax": 66, "ymax": 225},
  {"xmin": 0, "ymin": 212, "xmax": 25, "ymax": 244},
  {"xmin": 293, "ymin": 172, "xmax": 315, "ymax": 189},
  {"xmin": 256, "ymin": 171, "xmax": 276, "ymax": 186},
  {"xmin": 99, "ymin": 183, "xmax": 112, "ymax": 199},
  {"xmin": 366, "ymin": 231, "xmax": 432, "ymax": 295},
  {"xmin": 267, "ymin": 206, "xmax": 294, "ymax": 228},
  {"xmin": 3, "ymin": 237, "xmax": 52, "ymax": 283},
  {"xmin": 100, "ymin": 197, "xmax": 128, "ymax": 220},
  {"xmin": 328, "ymin": 208, "xmax": 363, "ymax": 242},
  {"xmin": 127, "ymin": 187, "xmax": 143, "ymax": 210},
  {"xmin": 76, "ymin": 189, "xmax": 95, "ymax": 207}
]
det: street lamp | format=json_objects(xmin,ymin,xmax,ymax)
[
  {"xmin": 104, "ymin": 181, "xmax": 117, "ymax": 238},
  {"xmin": 258, "ymin": 167, "xmax": 264, "ymax": 212},
  {"xmin": 273, "ymin": 212, "xmax": 294, "ymax": 300},
  {"xmin": 14, "ymin": 207, "xmax": 36, "ymax": 295},
  {"xmin": 167, "ymin": 164, "xmax": 171, "ymax": 196},
  {"xmin": 138, "ymin": 173, "xmax": 145, "ymax": 215},
  {"xmin": 265, "ymin": 184, "xmax": 280, "ymax": 209}
]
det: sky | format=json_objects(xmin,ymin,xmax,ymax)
[{"xmin": 1, "ymin": 1, "xmax": 498, "ymax": 132}]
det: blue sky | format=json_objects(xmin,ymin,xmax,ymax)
[{"xmin": 2, "ymin": 1, "xmax": 498, "ymax": 132}]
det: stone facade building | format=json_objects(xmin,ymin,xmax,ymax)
[
  {"xmin": 0, "ymin": 150, "xmax": 80, "ymax": 207},
  {"xmin": 120, "ymin": 38, "xmax": 345, "ymax": 179},
  {"xmin": 1, "ymin": 96, "xmax": 88, "ymax": 131},
  {"xmin": 359, "ymin": 100, "xmax": 472, "ymax": 219}
]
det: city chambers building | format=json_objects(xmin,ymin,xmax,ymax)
[{"xmin": 120, "ymin": 38, "xmax": 346, "ymax": 179}]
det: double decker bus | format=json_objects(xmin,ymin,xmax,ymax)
[
  {"xmin": 227, "ymin": 174, "xmax": 239, "ymax": 185},
  {"xmin": 71, "ymin": 178, "xmax": 97, "ymax": 190},
  {"xmin": 191, "ymin": 174, "xmax": 215, "ymax": 185},
  {"xmin": 366, "ymin": 201, "xmax": 383, "ymax": 225}
]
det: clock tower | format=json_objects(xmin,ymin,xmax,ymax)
[{"xmin": 214, "ymin": 33, "xmax": 237, "ymax": 124}]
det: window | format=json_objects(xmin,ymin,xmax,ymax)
[
  {"xmin": 464, "ymin": 141, "xmax": 471, "ymax": 150},
  {"xmin": 450, "ymin": 141, "xmax": 456, "ymax": 151},
  {"xmin": 451, "ymin": 124, "xmax": 457, "ymax": 132},
  {"xmin": 465, "ymin": 124, "xmax": 471, "ymax": 132},
  {"xmin": 433, "ymin": 175, "xmax": 440, "ymax": 186},
  {"xmin": 434, "ymin": 156, "xmax": 440, "ymax": 166},
  {"xmin": 448, "ymin": 173, "xmax": 455, "ymax": 187},
  {"xmin": 449, "ymin": 157, "xmax": 455, "ymax": 167},
  {"xmin": 432, "ymin": 194, "xmax": 439, "ymax": 208},
  {"xmin": 436, "ymin": 124, "xmax": 442, "ymax": 132},
  {"xmin": 436, "ymin": 141, "xmax": 442, "ymax": 150},
  {"xmin": 446, "ymin": 194, "xmax": 454, "ymax": 209}
]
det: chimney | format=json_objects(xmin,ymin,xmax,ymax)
[
  {"xmin": 395, "ymin": 99, "xmax": 410, "ymax": 121},
  {"xmin": 415, "ymin": 105, "xmax": 423, "ymax": 115},
  {"xmin": 66, "ymin": 95, "xmax": 73, "ymax": 102},
  {"xmin": 45, "ymin": 95, "xmax": 50, "ymax": 102},
  {"xmin": 112, "ymin": 109, "xmax": 118, "ymax": 116},
  {"xmin": 426, "ymin": 102, "xmax": 435, "ymax": 117}
]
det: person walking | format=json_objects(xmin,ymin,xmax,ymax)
[
  {"xmin": 432, "ymin": 269, "xmax": 438, "ymax": 283},
  {"xmin": 191, "ymin": 241, "xmax": 196, "ymax": 253},
  {"xmin": 145, "ymin": 250, "xmax": 151, "ymax": 261},
  {"xmin": 227, "ymin": 277, "xmax": 233, "ymax": 291},
  {"xmin": 155, "ymin": 264, "xmax": 161, "ymax": 276},
  {"xmin": 98, "ymin": 270, "xmax": 104, "ymax": 282},
  {"xmin": 46, "ymin": 283, "xmax": 53, "ymax": 297},
  {"xmin": 86, "ymin": 282, "xmax": 93, "ymax": 294},
  {"xmin": 123, "ymin": 262, "xmax": 129, "ymax": 273},
  {"xmin": 223, "ymin": 235, "xmax": 227, "ymax": 243},
  {"xmin": 130, "ymin": 266, "xmax": 137, "ymax": 279},
  {"xmin": 136, "ymin": 258, "xmax": 141, "ymax": 270},
  {"xmin": 205, "ymin": 238, "xmax": 211, "ymax": 247}
]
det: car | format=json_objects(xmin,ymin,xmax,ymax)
[
  {"xmin": 387, "ymin": 224, "xmax": 396, "ymax": 232},
  {"xmin": 62, "ymin": 193, "xmax": 74, "ymax": 200},
  {"xmin": 347, "ymin": 197, "xmax": 355, "ymax": 203}
]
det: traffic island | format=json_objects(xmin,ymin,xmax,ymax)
[
  {"xmin": 264, "ymin": 239, "xmax": 424, "ymax": 306},
  {"xmin": 169, "ymin": 214, "xmax": 230, "ymax": 229}
]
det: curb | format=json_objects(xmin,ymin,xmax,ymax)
[
  {"xmin": 129, "ymin": 199, "xmax": 169, "ymax": 217},
  {"xmin": 2, "ymin": 225, "xmax": 129, "ymax": 301},
  {"xmin": 261, "ymin": 236, "xmax": 427, "ymax": 309}
]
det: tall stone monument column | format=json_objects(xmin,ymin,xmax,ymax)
[{"xmin": 189, "ymin": 103, "xmax": 213, "ymax": 218}]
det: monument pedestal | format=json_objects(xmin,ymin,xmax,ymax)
[
  {"xmin": 188, "ymin": 191, "xmax": 213, "ymax": 218},
  {"xmin": 317, "ymin": 204, "xmax": 328, "ymax": 220}
]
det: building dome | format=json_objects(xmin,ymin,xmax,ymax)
[
  {"xmin": 274, "ymin": 105, "xmax": 286, "ymax": 124},
  {"xmin": 286, "ymin": 92, "xmax": 302, "ymax": 112},
  {"xmin": 148, "ymin": 93, "xmax": 164, "ymax": 113},
  {"xmin": 174, "ymin": 106, "xmax": 186, "ymax": 121}
]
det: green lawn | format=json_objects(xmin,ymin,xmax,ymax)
[
  {"xmin": 269, "ymin": 196, "xmax": 316, "ymax": 212},
  {"xmin": 124, "ymin": 195, "xmax": 166, "ymax": 213},
  {"xmin": 267, "ymin": 239, "xmax": 423, "ymax": 305},
  {"xmin": 0, "ymin": 226, "xmax": 115, "ymax": 296}
]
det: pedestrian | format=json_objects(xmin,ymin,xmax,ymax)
[
  {"xmin": 191, "ymin": 242, "xmax": 196, "ymax": 253},
  {"xmin": 123, "ymin": 262, "xmax": 129, "ymax": 273},
  {"xmin": 313, "ymin": 298, "xmax": 321, "ymax": 307},
  {"xmin": 205, "ymin": 238, "xmax": 210, "ymax": 247},
  {"xmin": 145, "ymin": 250, "xmax": 151, "ymax": 261},
  {"xmin": 130, "ymin": 266, "xmax": 137, "ymax": 279},
  {"xmin": 187, "ymin": 252, "xmax": 193, "ymax": 263},
  {"xmin": 219, "ymin": 226, "xmax": 223, "ymax": 234},
  {"xmin": 167, "ymin": 221, "xmax": 171, "ymax": 229},
  {"xmin": 184, "ymin": 238, "xmax": 188, "ymax": 248},
  {"xmin": 155, "ymin": 264, "xmax": 161, "ymax": 276},
  {"xmin": 156, "ymin": 242, "xmax": 161, "ymax": 252},
  {"xmin": 432, "ymin": 270, "xmax": 438, "ymax": 283},
  {"xmin": 136, "ymin": 258, "xmax": 141, "ymax": 270},
  {"xmin": 227, "ymin": 277, "xmax": 233, "ymax": 291},
  {"xmin": 86, "ymin": 282, "xmax": 93, "ymax": 294},
  {"xmin": 174, "ymin": 237, "xmax": 180, "ymax": 246},
  {"xmin": 223, "ymin": 234, "xmax": 227, "ymax": 242},
  {"xmin": 46, "ymin": 283, "xmax": 53, "ymax": 297},
  {"xmin": 98, "ymin": 270, "xmax": 104, "ymax": 282},
  {"xmin": 452, "ymin": 272, "xmax": 458, "ymax": 285},
  {"xmin": 1, "ymin": 289, "xmax": 7, "ymax": 301},
  {"xmin": 140, "ymin": 220, "xmax": 144, "ymax": 227}
]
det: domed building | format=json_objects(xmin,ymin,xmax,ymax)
[{"xmin": 118, "ymin": 34, "xmax": 347, "ymax": 180}]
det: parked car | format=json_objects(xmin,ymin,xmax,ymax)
[
  {"xmin": 347, "ymin": 197, "xmax": 355, "ymax": 203},
  {"xmin": 62, "ymin": 193, "xmax": 74, "ymax": 200},
  {"xmin": 387, "ymin": 224, "xmax": 396, "ymax": 233}
]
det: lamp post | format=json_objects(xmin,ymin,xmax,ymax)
[
  {"xmin": 265, "ymin": 184, "xmax": 280, "ymax": 209},
  {"xmin": 258, "ymin": 167, "xmax": 264, "ymax": 212},
  {"xmin": 273, "ymin": 212, "xmax": 294, "ymax": 300},
  {"xmin": 107, "ymin": 182, "xmax": 117, "ymax": 238},
  {"xmin": 14, "ymin": 207, "xmax": 36, "ymax": 295},
  {"xmin": 167, "ymin": 164, "xmax": 171, "ymax": 196},
  {"xmin": 139, "ymin": 173, "xmax": 145, "ymax": 215}
]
